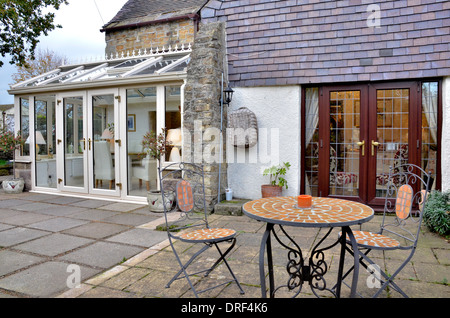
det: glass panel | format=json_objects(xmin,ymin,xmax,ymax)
[
  {"xmin": 20, "ymin": 98, "xmax": 30, "ymax": 156},
  {"xmin": 35, "ymin": 95, "xmax": 56, "ymax": 188},
  {"xmin": 92, "ymin": 94, "xmax": 115, "ymax": 190},
  {"xmin": 64, "ymin": 96, "xmax": 84, "ymax": 187},
  {"xmin": 421, "ymin": 82, "xmax": 438, "ymax": 191},
  {"xmin": 375, "ymin": 89, "xmax": 409, "ymax": 197},
  {"xmin": 165, "ymin": 85, "xmax": 182, "ymax": 162},
  {"xmin": 127, "ymin": 87, "xmax": 157, "ymax": 196},
  {"xmin": 329, "ymin": 91, "xmax": 360, "ymax": 196},
  {"xmin": 304, "ymin": 87, "xmax": 319, "ymax": 196}
]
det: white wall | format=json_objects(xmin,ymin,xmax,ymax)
[
  {"xmin": 441, "ymin": 77, "xmax": 450, "ymax": 192},
  {"xmin": 227, "ymin": 86, "xmax": 301, "ymax": 200}
]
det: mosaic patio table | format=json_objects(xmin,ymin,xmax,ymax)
[{"xmin": 243, "ymin": 196, "xmax": 374, "ymax": 298}]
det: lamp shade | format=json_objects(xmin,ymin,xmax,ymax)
[
  {"xmin": 101, "ymin": 128, "xmax": 113, "ymax": 140},
  {"xmin": 25, "ymin": 131, "xmax": 46, "ymax": 145},
  {"xmin": 166, "ymin": 128, "xmax": 182, "ymax": 147},
  {"xmin": 35, "ymin": 131, "xmax": 46, "ymax": 145}
]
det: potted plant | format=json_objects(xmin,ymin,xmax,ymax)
[
  {"xmin": 261, "ymin": 162, "xmax": 291, "ymax": 198},
  {"xmin": 141, "ymin": 129, "xmax": 174, "ymax": 212},
  {"xmin": 0, "ymin": 130, "xmax": 25, "ymax": 193}
]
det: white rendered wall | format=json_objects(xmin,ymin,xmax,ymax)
[
  {"xmin": 226, "ymin": 86, "xmax": 301, "ymax": 200},
  {"xmin": 441, "ymin": 77, "xmax": 450, "ymax": 192}
]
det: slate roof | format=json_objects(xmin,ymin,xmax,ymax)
[
  {"xmin": 201, "ymin": 0, "xmax": 450, "ymax": 86},
  {"xmin": 102, "ymin": 0, "xmax": 208, "ymax": 31}
]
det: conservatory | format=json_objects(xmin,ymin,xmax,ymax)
[{"xmin": 8, "ymin": 46, "xmax": 190, "ymax": 203}]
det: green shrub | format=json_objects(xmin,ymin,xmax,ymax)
[
  {"xmin": 423, "ymin": 191, "xmax": 450, "ymax": 236},
  {"xmin": 0, "ymin": 169, "xmax": 10, "ymax": 176}
]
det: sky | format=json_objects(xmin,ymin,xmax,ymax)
[{"xmin": 0, "ymin": 0, "xmax": 129, "ymax": 104}]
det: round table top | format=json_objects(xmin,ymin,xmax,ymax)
[{"xmin": 243, "ymin": 196, "xmax": 374, "ymax": 228}]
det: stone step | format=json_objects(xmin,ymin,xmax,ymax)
[{"xmin": 214, "ymin": 199, "xmax": 251, "ymax": 216}]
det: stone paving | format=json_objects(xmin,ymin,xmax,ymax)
[{"xmin": 0, "ymin": 190, "xmax": 449, "ymax": 299}]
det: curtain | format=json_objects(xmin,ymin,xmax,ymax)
[
  {"xmin": 422, "ymin": 82, "xmax": 438, "ymax": 144},
  {"xmin": 304, "ymin": 87, "xmax": 319, "ymax": 195}
]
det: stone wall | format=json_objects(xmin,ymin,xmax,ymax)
[
  {"xmin": 105, "ymin": 19, "xmax": 196, "ymax": 56},
  {"xmin": 183, "ymin": 21, "xmax": 228, "ymax": 212}
]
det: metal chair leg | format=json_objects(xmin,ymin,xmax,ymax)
[{"xmin": 211, "ymin": 240, "xmax": 245, "ymax": 294}]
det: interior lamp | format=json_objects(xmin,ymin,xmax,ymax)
[
  {"xmin": 166, "ymin": 128, "xmax": 182, "ymax": 162},
  {"xmin": 25, "ymin": 131, "xmax": 46, "ymax": 154}
]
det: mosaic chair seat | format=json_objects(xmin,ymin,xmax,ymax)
[
  {"xmin": 337, "ymin": 163, "xmax": 431, "ymax": 298},
  {"xmin": 158, "ymin": 162, "xmax": 245, "ymax": 298}
]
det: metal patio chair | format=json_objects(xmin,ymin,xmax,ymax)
[
  {"xmin": 158, "ymin": 162, "xmax": 245, "ymax": 298},
  {"xmin": 337, "ymin": 163, "xmax": 431, "ymax": 298}
]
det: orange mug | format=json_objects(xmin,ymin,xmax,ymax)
[{"xmin": 297, "ymin": 195, "xmax": 312, "ymax": 208}]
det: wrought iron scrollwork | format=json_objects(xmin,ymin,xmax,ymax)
[{"xmin": 269, "ymin": 225, "xmax": 341, "ymax": 298}]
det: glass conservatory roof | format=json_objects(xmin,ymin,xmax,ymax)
[{"xmin": 10, "ymin": 45, "xmax": 191, "ymax": 90}]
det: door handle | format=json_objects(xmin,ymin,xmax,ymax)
[
  {"xmin": 88, "ymin": 138, "xmax": 92, "ymax": 151},
  {"xmin": 372, "ymin": 141, "xmax": 380, "ymax": 156},
  {"xmin": 115, "ymin": 139, "xmax": 121, "ymax": 147},
  {"xmin": 81, "ymin": 138, "xmax": 86, "ymax": 151},
  {"xmin": 357, "ymin": 140, "xmax": 365, "ymax": 156}
]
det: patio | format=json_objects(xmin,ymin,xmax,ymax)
[{"xmin": 0, "ymin": 190, "xmax": 448, "ymax": 298}]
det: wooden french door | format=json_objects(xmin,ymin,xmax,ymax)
[{"xmin": 316, "ymin": 82, "xmax": 421, "ymax": 208}]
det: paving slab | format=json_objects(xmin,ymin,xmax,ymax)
[
  {"xmin": 106, "ymin": 228, "xmax": 169, "ymax": 248},
  {"xmin": 68, "ymin": 199, "xmax": 116, "ymax": 209},
  {"xmin": 27, "ymin": 217, "xmax": 89, "ymax": 232},
  {"xmin": 0, "ymin": 199, "xmax": 31, "ymax": 208},
  {"xmin": 0, "ymin": 212, "xmax": 55, "ymax": 226},
  {"xmin": 0, "ymin": 250, "xmax": 44, "ymax": 276},
  {"xmin": 99, "ymin": 202, "xmax": 145, "ymax": 212},
  {"xmin": 12, "ymin": 202, "xmax": 56, "ymax": 212},
  {"xmin": 42, "ymin": 196, "xmax": 87, "ymax": 205},
  {"xmin": 0, "ymin": 227, "xmax": 50, "ymax": 247},
  {"xmin": 59, "ymin": 241, "xmax": 144, "ymax": 269},
  {"xmin": 101, "ymin": 213, "xmax": 156, "ymax": 226},
  {"xmin": 35, "ymin": 205, "xmax": 88, "ymax": 217},
  {"xmin": 0, "ymin": 261, "xmax": 100, "ymax": 297},
  {"xmin": 62, "ymin": 222, "xmax": 131, "ymax": 239},
  {"xmin": 14, "ymin": 233, "xmax": 94, "ymax": 257},
  {"xmin": 67, "ymin": 209, "xmax": 122, "ymax": 221}
]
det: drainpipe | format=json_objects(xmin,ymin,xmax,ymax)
[{"xmin": 218, "ymin": 73, "xmax": 224, "ymax": 204}]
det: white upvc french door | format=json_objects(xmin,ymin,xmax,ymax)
[
  {"xmin": 56, "ymin": 91, "xmax": 88, "ymax": 194},
  {"xmin": 56, "ymin": 89, "xmax": 122, "ymax": 197},
  {"xmin": 87, "ymin": 89, "xmax": 121, "ymax": 197}
]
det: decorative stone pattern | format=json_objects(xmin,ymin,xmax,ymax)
[
  {"xmin": 350, "ymin": 230, "xmax": 401, "ymax": 249},
  {"xmin": 243, "ymin": 196, "xmax": 374, "ymax": 227},
  {"xmin": 177, "ymin": 228, "xmax": 236, "ymax": 242}
]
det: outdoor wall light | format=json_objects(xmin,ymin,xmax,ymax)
[{"xmin": 221, "ymin": 86, "xmax": 234, "ymax": 105}]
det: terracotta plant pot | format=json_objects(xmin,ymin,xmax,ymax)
[{"xmin": 261, "ymin": 184, "xmax": 282, "ymax": 198}]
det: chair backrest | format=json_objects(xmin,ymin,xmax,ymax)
[
  {"xmin": 93, "ymin": 141, "xmax": 113, "ymax": 179},
  {"xmin": 158, "ymin": 162, "xmax": 209, "ymax": 235},
  {"xmin": 380, "ymin": 163, "xmax": 431, "ymax": 247}
]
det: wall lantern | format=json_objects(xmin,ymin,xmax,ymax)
[{"xmin": 221, "ymin": 86, "xmax": 234, "ymax": 105}]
